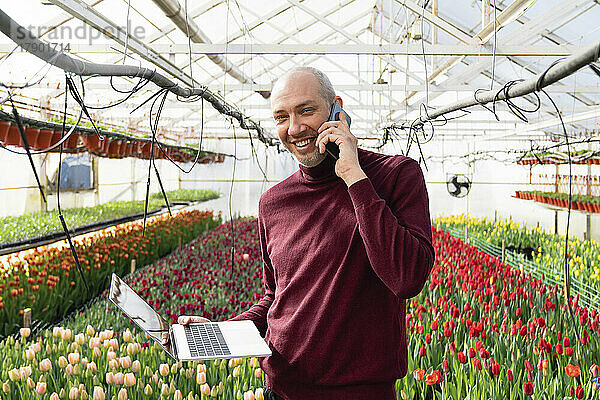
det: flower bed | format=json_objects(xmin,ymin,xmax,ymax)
[
  {"xmin": 0, "ymin": 210, "xmax": 220, "ymax": 338},
  {"xmin": 515, "ymin": 190, "xmax": 600, "ymax": 213},
  {"xmin": 2, "ymin": 219, "xmax": 599, "ymax": 399},
  {"xmin": 397, "ymin": 228, "xmax": 600, "ymax": 399},
  {"xmin": 0, "ymin": 218, "xmax": 263, "ymax": 400},
  {"xmin": 0, "ymin": 189, "xmax": 219, "ymax": 246},
  {"xmin": 436, "ymin": 214, "xmax": 600, "ymax": 289}
]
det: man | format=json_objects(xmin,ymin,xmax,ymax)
[{"xmin": 178, "ymin": 67, "xmax": 434, "ymax": 399}]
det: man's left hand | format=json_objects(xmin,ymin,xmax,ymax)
[{"xmin": 315, "ymin": 111, "xmax": 367, "ymax": 187}]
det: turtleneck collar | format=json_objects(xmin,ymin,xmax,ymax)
[{"xmin": 298, "ymin": 155, "xmax": 338, "ymax": 183}]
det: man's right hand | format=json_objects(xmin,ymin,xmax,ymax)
[{"xmin": 161, "ymin": 315, "xmax": 211, "ymax": 346}]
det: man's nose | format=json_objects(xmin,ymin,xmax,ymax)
[{"xmin": 288, "ymin": 113, "xmax": 303, "ymax": 137}]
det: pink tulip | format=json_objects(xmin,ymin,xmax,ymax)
[
  {"xmin": 92, "ymin": 386, "xmax": 105, "ymax": 400},
  {"xmin": 124, "ymin": 373, "xmax": 136, "ymax": 387},
  {"xmin": 118, "ymin": 388, "xmax": 128, "ymax": 400},
  {"xmin": 40, "ymin": 358, "xmax": 52, "ymax": 372},
  {"xmin": 35, "ymin": 382, "xmax": 47, "ymax": 395},
  {"xmin": 113, "ymin": 372, "xmax": 125, "ymax": 385}
]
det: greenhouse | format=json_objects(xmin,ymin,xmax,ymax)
[{"xmin": 0, "ymin": 0, "xmax": 599, "ymax": 399}]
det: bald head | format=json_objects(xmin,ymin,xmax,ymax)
[{"xmin": 271, "ymin": 67, "xmax": 336, "ymax": 107}]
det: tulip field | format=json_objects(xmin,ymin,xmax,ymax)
[
  {"xmin": 0, "ymin": 210, "xmax": 221, "ymax": 338},
  {"xmin": 1, "ymin": 215, "xmax": 599, "ymax": 399}
]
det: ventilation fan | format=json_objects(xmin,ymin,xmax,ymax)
[{"xmin": 447, "ymin": 174, "xmax": 472, "ymax": 198}]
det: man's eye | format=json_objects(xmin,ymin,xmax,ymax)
[
  {"xmin": 302, "ymin": 108, "xmax": 314, "ymax": 114},
  {"xmin": 274, "ymin": 115, "xmax": 287, "ymax": 122}
]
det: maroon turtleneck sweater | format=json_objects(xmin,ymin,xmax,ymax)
[{"xmin": 231, "ymin": 148, "xmax": 434, "ymax": 399}]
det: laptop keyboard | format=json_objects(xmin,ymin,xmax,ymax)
[{"xmin": 184, "ymin": 324, "xmax": 231, "ymax": 358}]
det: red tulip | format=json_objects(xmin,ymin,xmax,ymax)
[
  {"xmin": 507, "ymin": 369, "xmax": 514, "ymax": 381},
  {"xmin": 575, "ymin": 385, "xmax": 584, "ymax": 399},
  {"xmin": 442, "ymin": 360, "xmax": 449, "ymax": 372},
  {"xmin": 566, "ymin": 346, "xmax": 574, "ymax": 357},
  {"xmin": 523, "ymin": 381, "xmax": 534, "ymax": 396},
  {"xmin": 424, "ymin": 333, "xmax": 432, "ymax": 344},
  {"xmin": 457, "ymin": 352, "xmax": 466, "ymax": 364}
]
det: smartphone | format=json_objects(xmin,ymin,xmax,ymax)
[{"xmin": 325, "ymin": 103, "xmax": 352, "ymax": 160}]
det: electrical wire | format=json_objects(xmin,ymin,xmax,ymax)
[
  {"xmin": 56, "ymin": 73, "xmax": 91, "ymax": 296},
  {"xmin": 540, "ymin": 86, "xmax": 592, "ymax": 377}
]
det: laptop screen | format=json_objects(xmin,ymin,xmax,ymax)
[{"xmin": 108, "ymin": 273, "xmax": 175, "ymax": 358}]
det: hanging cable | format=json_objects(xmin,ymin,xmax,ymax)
[
  {"xmin": 8, "ymin": 94, "xmax": 46, "ymax": 203},
  {"xmin": 57, "ymin": 73, "xmax": 91, "ymax": 296}
]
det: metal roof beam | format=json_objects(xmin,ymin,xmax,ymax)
[{"xmin": 14, "ymin": 43, "xmax": 581, "ymax": 56}]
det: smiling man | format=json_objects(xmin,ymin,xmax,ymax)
[{"xmin": 180, "ymin": 67, "xmax": 434, "ymax": 400}]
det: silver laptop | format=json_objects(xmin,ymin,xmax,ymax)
[{"xmin": 108, "ymin": 273, "xmax": 271, "ymax": 361}]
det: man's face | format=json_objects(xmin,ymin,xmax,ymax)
[{"xmin": 271, "ymin": 73, "xmax": 329, "ymax": 167}]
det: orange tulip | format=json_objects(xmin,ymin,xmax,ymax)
[
  {"xmin": 413, "ymin": 368, "xmax": 425, "ymax": 381},
  {"xmin": 565, "ymin": 364, "xmax": 581, "ymax": 377}
]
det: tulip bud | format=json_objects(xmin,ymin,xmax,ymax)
[
  {"xmin": 200, "ymin": 383, "xmax": 210, "ymax": 396},
  {"xmin": 68, "ymin": 352, "xmax": 80, "ymax": 365},
  {"xmin": 108, "ymin": 359, "xmax": 119, "ymax": 370},
  {"xmin": 69, "ymin": 387, "xmax": 79, "ymax": 400},
  {"xmin": 89, "ymin": 337, "xmax": 99, "ymax": 349},
  {"xmin": 197, "ymin": 364, "xmax": 206, "ymax": 374},
  {"xmin": 53, "ymin": 327, "xmax": 62, "ymax": 338},
  {"xmin": 74, "ymin": 333, "xmax": 85, "ymax": 346},
  {"xmin": 114, "ymin": 372, "xmax": 125, "ymax": 385},
  {"xmin": 32, "ymin": 342, "xmax": 41, "ymax": 353},
  {"xmin": 57, "ymin": 356, "xmax": 68, "ymax": 369},
  {"xmin": 87, "ymin": 361, "xmax": 97, "ymax": 373},
  {"xmin": 161, "ymin": 383, "xmax": 170, "ymax": 396},
  {"xmin": 65, "ymin": 364, "xmax": 73, "ymax": 376},
  {"xmin": 50, "ymin": 392, "xmax": 60, "ymax": 400},
  {"xmin": 36, "ymin": 381, "xmax": 47, "ymax": 395},
  {"xmin": 59, "ymin": 388, "xmax": 66, "ymax": 399},
  {"xmin": 2, "ymin": 381, "xmax": 9, "ymax": 394},
  {"xmin": 92, "ymin": 347, "xmax": 101, "ymax": 359},
  {"xmin": 124, "ymin": 373, "xmax": 136, "ymax": 387},
  {"xmin": 117, "ymin": 388, "xmax": 128, "ymax": 400},
  {"xmin": 25, "ymin": 348, "xmax": 35, "ymax": 361},
  {"xmin": 61, "ymin": 329, "xmax": 72, "ymax": 341},
  {"xmin": 105, "ymin": 372, "xmax": 114, "ymax": 385},
  {"xmin": 123, "ymin": 329, "xmax": 133, "ymax": 343},
  {"xmin": 20, "ymin": 366, "xmax": 32, "ymax": 380},
  {"xmin": 143, "ymin": 384, "xmax": 152, "ymax": 396},
  {"xmin": 255, "ymin": 388, "xmax": 264, "ymax": 400},
  {"xmin": 86, "ymin": 325, "xmax": 95, "ymax": 337},
  {"xmin": 92, "ymin": 386, "xmax": 105, "ymax": 400},
  {"xmin": 20, "ymin": 327, "xmax": 31, "ymax": 338},
  {"xmin": 174, "ymin": 389, "xmax": 183, "ymax": 400},
  {"xmin": 159, "ymin": 364, "xmax": 169, "ymax": 377},
  {"xmin": 254, "ymin": 368, "xmax": 262, "ymax": 379},
  {"xmin": 211, "ymin": 385, "xmax": 219, "ymax": 397},
  {"xmin": 120, "ymin": 356, "xmax": 132, "ymax": 369},
  {"xmin": 171, "ymin": 363, "xmax": 178, "ymax": 375},
  {"xmin": 196, "ymin": 371, "xmax": 206, "ymax": 385},
  {"xmin": 26, "ymin": 377, "xmax": 35, "ymax": 389},
  {"xmin": 131, "ymin": 360, "xmax": 141, "ymax": 373}
]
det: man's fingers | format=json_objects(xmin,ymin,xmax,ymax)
[
  {"xmin": 177, "ymin": 315, "xmax": 211, "ymax": 325},
  {"xmin": 338, "ymin": 110, "xmax": 348, "ymax": 127},
  {"xmin": 161, "ymin": 332, "xmax": 169, "ymax": 345}
]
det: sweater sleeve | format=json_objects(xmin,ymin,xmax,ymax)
[
  {"xmin": 228, "ymin": 205, "xmax": 275, "ymax": 337},
  {"xmin": 347, "ymin": 159, "xmax": 434, "ymax": 299}
]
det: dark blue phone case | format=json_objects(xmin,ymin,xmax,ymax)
[{"xmin": 325, "ymin": 104, "xmax": 351, "ymax": 160}]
